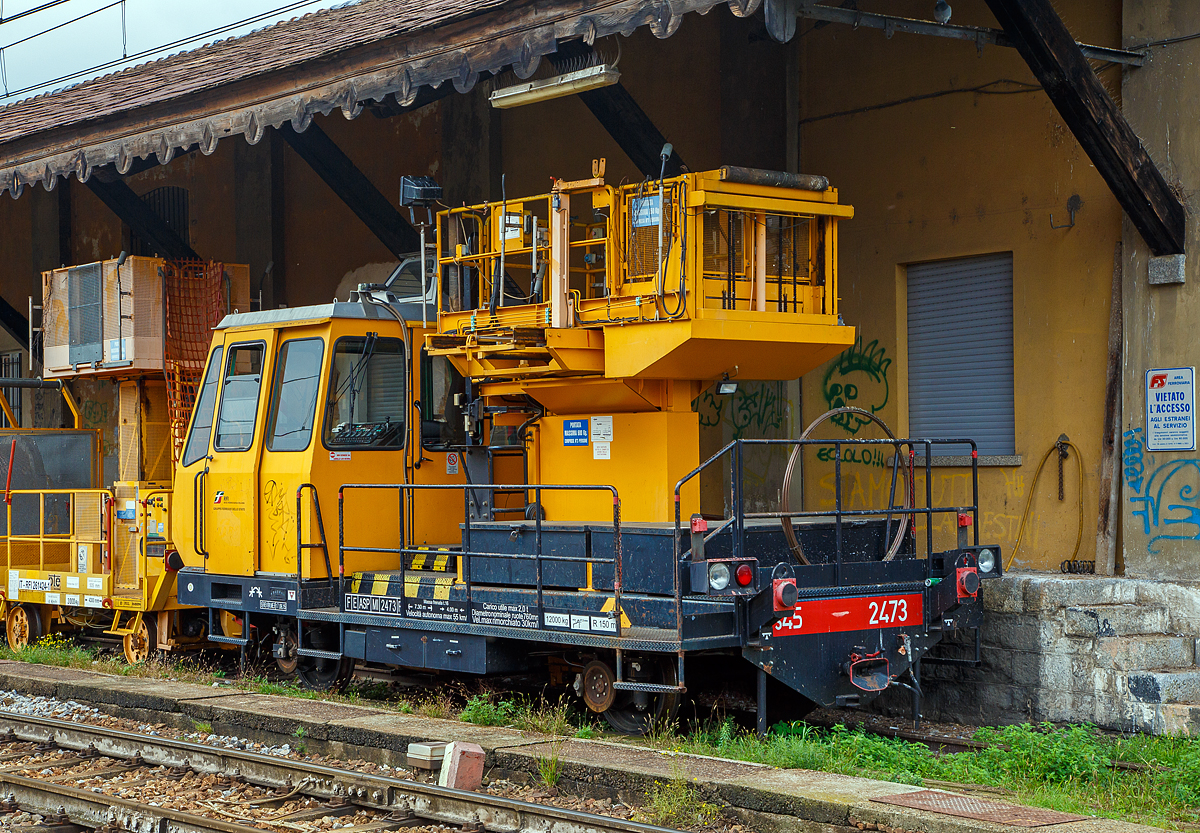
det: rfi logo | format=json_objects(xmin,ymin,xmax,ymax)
[
  {"xmin": 1150, "ymin": 374, "xmax": 1168, "ymax": 389},
  {"xmin": 213, "ymin": 491, "xmax": 225, "ymax": 504}
]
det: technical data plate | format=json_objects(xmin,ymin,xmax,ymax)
[{"xmin": 870, "ymin": 790, "xmax": 1088, "ymax": 827}]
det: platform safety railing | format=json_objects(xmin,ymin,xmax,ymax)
[
  {"xmin": 0, "ymin": 488, "xmax": 114, "ymax": 575},
  {"xmin": 337, "ymin": 483, "xmax": 625, "ymax": 636},
  {"xmin": 672, "ymin": 437, "xmax": 981, "ymax": 636}
]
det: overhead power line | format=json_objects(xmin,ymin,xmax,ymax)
[
  {"xmin": 0, "ymin": 0, "xmax": 330, "ymax": 103},
  {"xmin": 0, "ymin": 0, "xmax": 77, "ymax": 27}
]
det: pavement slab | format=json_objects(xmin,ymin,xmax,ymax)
[{"xmin": 0, "ymin": 661, "xmax": 1166, "ymax": 833}]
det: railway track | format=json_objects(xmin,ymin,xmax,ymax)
[{"xmin": 0, "ymin": 712, "xmax": 681, "ymax": 833}]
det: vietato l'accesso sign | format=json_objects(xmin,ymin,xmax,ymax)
[{"xmin": 1146, "ymin": 367, "xmax": 1195, "ymax": 452}]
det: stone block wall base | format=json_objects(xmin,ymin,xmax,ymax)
[{"xmin": 871, "ymin": 573, "xmax": 1200, "ymax": 734}]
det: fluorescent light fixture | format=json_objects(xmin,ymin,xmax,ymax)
[{"xmin": 489, "ymin": 65, "xmax": 620, "ymax": 109}]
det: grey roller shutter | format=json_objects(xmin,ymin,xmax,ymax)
[{"xmin": 907, "ymin": 253, "xmax": 1015, "ymax": 456}]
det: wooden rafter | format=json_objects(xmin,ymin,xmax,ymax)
[
  {"xmin": 278, "ymin": 121, "xmax": 420, "ymax": 257},
  {"xmin": 985, "ymin": 0, "xmax": 1185, "ymax": 256}
]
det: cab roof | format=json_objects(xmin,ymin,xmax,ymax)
[{"xmin": 215, "ymin": 297, "xmax": 429, "ymax": 330}]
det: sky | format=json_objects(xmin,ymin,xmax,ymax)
[{"xmin": 0, "ymin": 0, "xmax": 352, "ymax": 103}]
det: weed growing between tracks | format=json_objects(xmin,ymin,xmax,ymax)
[{"xmin": 639, "ymin": 764, "xmax": 720, "ymax": 828}]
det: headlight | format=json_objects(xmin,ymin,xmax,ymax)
[
  {"xmin": 977, "ymin": 548, "xmax": 996, "ymax": 574},
  {"xmin": 708, "ymin": 563, "xmax": 731, "ymax": 591}
]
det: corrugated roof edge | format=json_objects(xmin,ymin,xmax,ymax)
[{"xmin": 0, "ymin": 0, "xmax": 760, "ymax": 198}]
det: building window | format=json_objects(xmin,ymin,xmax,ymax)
[
  {"xmin": 0, "ymin": 352, "xmax": 20, "ymax": 427},
  {"xmin": 907, "ymin": 252, "xmax": 1015, "ymax": 457}
]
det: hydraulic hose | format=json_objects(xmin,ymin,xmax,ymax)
[{"xmin": 1006, "ymin": 439, "xmax": 1085, "ymax": 571}]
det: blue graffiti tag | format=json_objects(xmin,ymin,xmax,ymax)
[
  {"xmin": 1122, "ymin": 427, "xmax": 1145, "ymax": 493},
  {"xmin": 1129, "ymin": 457, "xmax": 1200, "ymax": 553}
]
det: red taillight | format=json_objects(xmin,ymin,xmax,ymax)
[{"xmin": 735, "ymin": 563, "xmax": 754, "ymax": 586}]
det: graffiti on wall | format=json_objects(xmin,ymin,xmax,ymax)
[
  {"xmin": 821, "ymin": 337, "xmax": 891, "ymax": 434},
  {"xmin": 696, "ymin": 382, "xmax": 789, "ymax": 438},
  {"xmin": 1128, "ymin": 459, "xmax": 1200, "ymax": 554}
]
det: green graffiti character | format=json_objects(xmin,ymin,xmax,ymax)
[{"xmin": 821, "ymin": 337, "xmax": 891, "ymax": 434}]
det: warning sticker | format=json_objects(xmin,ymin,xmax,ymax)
[{"xmin": 472, "ymin": 602, "xmax": 539, "ymax": 629}]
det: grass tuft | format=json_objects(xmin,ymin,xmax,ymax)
[{"xmin": 638, "ymin": 765, "xmax": 720, "ymax": 828}]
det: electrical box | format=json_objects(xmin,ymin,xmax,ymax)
[{"xmin": 41, "ymin": 256, "xmax": 250, "ymax": 379}]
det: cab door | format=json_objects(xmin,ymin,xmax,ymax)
[
  {"xmin": 203, "ymin": 333, "xmax": 276, "ymax": 576},
  {"xmin": 258, "ymin": 332, "xmax": 326, "ymax": 576}
]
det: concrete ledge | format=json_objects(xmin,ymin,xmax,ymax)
[{"xmin": 0, "ymin": 660, "xmax": 1161, "ymax": 833}]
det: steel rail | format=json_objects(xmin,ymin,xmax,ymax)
[
  {"xmin": 0, "ymin": 769, "xmax": 273, "ymax": 833},
  {"xmin": 0, "ymin": 711, "xmax": 680, "ymax": 833}
]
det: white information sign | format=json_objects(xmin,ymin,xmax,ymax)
[
  {"xmin": 590, "ymin": 415, "xmax": 613, "ymax": 442},
  {"xmin": 1146, "ymin": 367, "xmax": 1196, "ymax": 452},
  {"xmin": 592, "ymin": 441, "xmax": 611, "ymax": 460}
]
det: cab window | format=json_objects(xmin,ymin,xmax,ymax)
[
  {"xmin": 420, "ymin": 348, "xmax": 466, "ymax": 449},
  {"xmin": 182, "ymin": 346, "xmax": 223, "ymax": 466},
  {"xmin": 266, "ymin": 338, "xmax": 324, "ymax": 452},
  {"xmin": 214, "ymin": 343, "xmax": 266, "ymax": 451},
  {"xmin": 324, "ymin": 335, "xmax": 406, "ymax": 449}
]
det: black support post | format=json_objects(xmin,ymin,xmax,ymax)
[{"xmin": 578, "ymin": 83, "xmax": 687, "ymax": 178}]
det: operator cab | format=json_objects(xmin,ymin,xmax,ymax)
[{"xmin": 172, "ymin": 292, "xmax": 467, "ymax": 584}]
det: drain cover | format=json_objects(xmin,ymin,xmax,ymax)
[{"xmin": 871, "ymin": 790, "xmax": 1088, "ymax": 827}]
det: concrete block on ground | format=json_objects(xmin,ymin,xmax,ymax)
[
  {"xmin": 983, "ymin": 614, "xmax": 1061, "ymax": 652},
  {"xmin": 438, "ymin": 741, "xmax": 485, "ymax": 790},
  {"xmin": 1128, "ymin": 670, "xmax": 1200, "ymax": 704},
  {"xmin": 1096, "ymin": 635, "xmax": 1195, "ymax": 671},
  {"xmin": 1063, "ymin": 604, "xmax": 1169, "ymax": 638}
]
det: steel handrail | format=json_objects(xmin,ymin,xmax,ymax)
[
  {"xmin": 1, "ymin": 488, "xmax": 114, "ymax": 575},
  {"xmin": 339, "ymin": 482, "xmax": 623, "ymax": 637}
]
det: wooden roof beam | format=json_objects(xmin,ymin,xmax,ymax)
[
  {"xmin": 985, "ymin": 0, "xmax": 1185, "ymax": 256},
  {"xmin": 85, "ymin": 174, "xmax": 200, "ymax": 261},
  {"xmin": 278, "ymin": 120, "xmax": 420, "ymax": 257},
  {"xmin": 578, "ymin": 82, "xmax": 687, "ymax": 178}
]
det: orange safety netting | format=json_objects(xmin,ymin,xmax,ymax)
[{"xmin": 163, "ymin": 260, "xmax": 227, "ymax": 463}]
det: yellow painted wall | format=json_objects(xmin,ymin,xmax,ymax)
[
  {"xmin": 1120, "ymin": 4, "xmax": 1200, "ymax": 581},
  {"xmin": 797, "ymin": 0, "xmax": 1122, "ymax": 569}
]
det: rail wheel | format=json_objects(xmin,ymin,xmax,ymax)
[
  {"xmin": 598, "ymin": 655, "xmax": 679, "ymax": 736},
  {"xmin": 5, "ymin": 605, "xmax": 42, "ymax": 651},
  {"xmin": 122, "ymin": 616, "xmax": 158, "ymax": 664},
  {"xmin": 296, "ymin": 624, "xmax": 353, "ymax": 691},
  {"xmin": 274, "ymin": 624, "xmax": 299, "ymax": 676}
]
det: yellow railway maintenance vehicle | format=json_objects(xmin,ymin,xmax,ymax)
[
  {"xmin": 154, "ymin": 161, "xmax": 1001, "ymax": 733},
  {"xmin": 0, "ymin": 257, "xmax": 249, "ymax": 663}
]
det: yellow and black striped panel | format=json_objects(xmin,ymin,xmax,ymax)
[
  {"xmin": 403, "ymin": 547, "xmax": 457, "ymax": 573},
  {"xmin": 349, "ymin": 571, "xmax": 457, "ymax": 601}
]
